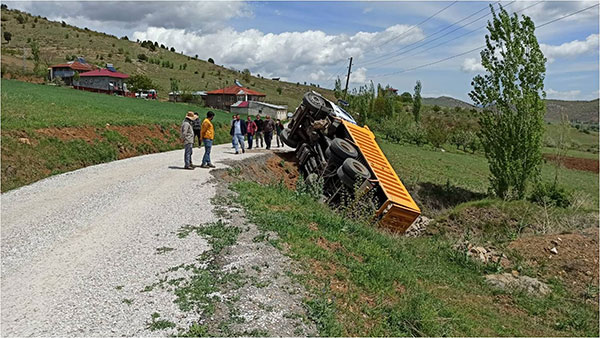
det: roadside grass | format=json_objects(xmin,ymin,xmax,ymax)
[
  {"xmin": 232, "ymin": 181, "xmax": 599, "ymax": 336},
  {"xmin": 379, "ymin": 140, "xmax": 599, "ymax": 209}
]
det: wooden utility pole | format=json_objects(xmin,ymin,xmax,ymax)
[{"xmin": 343, "ymin": 56, "xmax": 353, "ymax": 99}]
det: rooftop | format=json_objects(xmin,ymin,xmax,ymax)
[
  {"xmin": 206, "ymin": 85, "xmax": 265, "ymax": 96},
  {"xmin": 79, "ymin": 68, "xmax": 129, "ymax": 79}
]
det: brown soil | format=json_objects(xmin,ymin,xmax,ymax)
[
  {"xmin": 216, "ymin": 152, "xmax": 300, "ymax": 189},
  {"xmin": 544, "ymin": 154, "xmax": 599, "ymax": 173},
  {"xmin": 36, "ymin": 126, "xmax": 102, "ymax": 143},
  {"xmin": 507, "ymin": 227, "xmax": 599, "ymax": 296}
]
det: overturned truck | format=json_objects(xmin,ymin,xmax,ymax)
[{"xmin": 280, "ymin": 91, "xmax": 420, "ymax": 232}]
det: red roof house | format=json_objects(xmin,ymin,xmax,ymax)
[
  {"xmin": 76, "ymin": 69, "xmax": 129, "ymax": 95},
  {"xmin": 204, "ymin": 85, "xmax": 265, "ymax": 111}
]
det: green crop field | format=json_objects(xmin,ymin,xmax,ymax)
[
  {"xmin": 379, "ymin": 140, "xmax": 599, "ymax": 209},
  {"xmin": 1, "ymin": 79, "xmax": 233, "ymax": 130}
]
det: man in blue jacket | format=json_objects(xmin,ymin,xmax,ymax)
[{"xmin": 230, "ymin": 114, "xmax": 247, "ymax": 154}]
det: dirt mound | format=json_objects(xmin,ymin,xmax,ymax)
[
  {"xmin": 544, "ymin": 154, "xmax": 599, "ymax": 173},
  {"xmin": 214, "ymin": 152, "xmax": 299, "ymax": 189},
  {"xmin": 507, "ymin": 227, "xmax": 599, "ymax": 296},
  {"xmin": 36, "ymin": 126, "xmax": 101, "ymax": 143}
]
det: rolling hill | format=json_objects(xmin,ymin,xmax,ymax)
[
  {"xmin": 423, "ymin": 96, "xmax": 598, "ymax": 123},
  {"xmin": 0, "ymin": 7, "xmax": 335, "ymax": 109}
]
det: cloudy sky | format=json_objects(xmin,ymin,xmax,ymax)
[{"xmin": 6, "ymin": 1, "xmax": 599, "ymax": 101}]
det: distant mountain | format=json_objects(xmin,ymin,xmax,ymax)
[
  {"xmin": 545, "ymin": 99, "xmax": 599, "ymax": 124},
  {"xmin": 423, "ymin": 96, "xmax": 599, "ymax": 124},
  {"xmin": 423, "ymin": 96, "xmax": 478, "ymax": 110}
]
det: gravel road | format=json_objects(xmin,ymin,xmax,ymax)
[{"xmin": 0, "ymin": 145, "xmax": 270, "ymax": 336}]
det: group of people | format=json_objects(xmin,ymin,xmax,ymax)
[
  {"xmin": 230, "ymin": 111, "xmax": 284, "ymax": 154},
  {"xmin": 180, "ymin": 110, "xmax": 285, "ymax": 170}
]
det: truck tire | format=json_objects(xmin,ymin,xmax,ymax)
[
  {"xmin": 329, "ymin": 138, "xmax": 358, "ymax": 160},
  {"xmin": 280, "ymin": 128, "xmax": 298, "ymax": 148},
  {"xmin": 303, "ymin": 92, "xmax": 326, "ymax": 113},
  {"xmin": 341, "ymin": 158, "xmax": 370, "ymax": 181}
]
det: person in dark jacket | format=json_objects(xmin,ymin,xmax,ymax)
[
  {"xmin": 230, "ymin": 114, "xmax": 247, "ymax": 154},
  {"xmin": 246, "ymin": 116, "xmax": 257, "ymax": 149},
  {"xmin": 254, "ymin": 113, "xmax": 264, "ymax": 148},
  {"xmin": 275, "ymin": 119, "xmax": 284, "ymax": 147},
  {"xmin": 263, "ymin": 115, "xmax": 276, "ymax": 150},
  {"xmin": 192, "ymin": 112, "xmax": 202, "ymax": 146}
]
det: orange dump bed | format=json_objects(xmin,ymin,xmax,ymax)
[{"xmin": 342, "ymin": 120, "xmax": 421, "ymax": 232}]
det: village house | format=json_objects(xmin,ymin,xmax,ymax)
[
  {"xmin": 75, "ymin": 68, "xmax": 129, "ymax": 95},
  {"xmin": 231, "ymin": 101, "xmax": 288, "ymax": 120},
  {"xmin": 204, "ymin": 85, "xmax": 266, "ymax": 111},
  {"xmin": 49, "ymin": 59, "xmax": 96, "ymax": 86}
]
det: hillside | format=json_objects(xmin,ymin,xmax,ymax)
[
  {"xmin": 423, "ymin": 96, "xmax": 599, "ymax": 124},
  {"xmin": 545, "ymin": 99, "xmax": 599, "ymax": 123},
  {"xmin": 423, "ymin": 96, "xmax": 478, "ymax": 110},
  {"xmin": 0, "ymin": 7, "xmax": 335, "ymax": 109}
]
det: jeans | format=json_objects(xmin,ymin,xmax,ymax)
[
  {"xmin": 184, "ymin": 143, "xmax": 193, "ymax": 167},
  {"xmin": 202, "ymin": 139, "xmax": 213, "ymax": 165},
  {"xmin": 255, "ymin": 131, "xmax": 264, "ymax": 147},
  {"xmin": 232, "ymin": 134, "xmax": 245, "ymax": 153},
  {"xmin": 264, "ymin": 131, "xmax": 273, "ymax": 150},
  {"xmin": 247, "ymin": 134, "xmax": 254, "ymax": 149},
  {"xmin": 276, "ymin": 132, "xmax": 282, "ymax": 147}
]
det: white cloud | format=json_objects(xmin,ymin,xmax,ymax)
[
  {"xmin": 350, "ymin": 67, "xmax": 367, "ymax": 84},
  {"xmin": 546, "ymin": 88, "xmax": 582, "ymax": 100},
  {"xmin": 541, "ymin": 34, "xmax": 599, "ymax": 62},
  {"xmin": 363, "ymin": 7, "xmax": 373, "ymax": 14},
  {"xmin": 133, "ymin": 24, "xmax": 423, "ymax": 82},
  {"xmin": 460, "ymin": 58, "xmax": 485, "ymax": 73},
  {"xmin": 309, "ymin": 70, "xmax": 326, "ymax": 81}
]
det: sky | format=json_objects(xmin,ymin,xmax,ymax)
[{"xmin": 5, "ymin": 1, "xmax": 599, "ymax": 102}]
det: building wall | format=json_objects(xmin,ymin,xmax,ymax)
[{"xmin": 78, "ymin": 76, "xmax": 125, "ymax": 91}]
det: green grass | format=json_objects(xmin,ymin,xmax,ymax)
[
  {"xmin": 232, "ymin": 181, "xmax": 599, "ymax": 337},
  {"xmin": 379, "ymin": 140, "xmax": 599, "ymax": 208},
  {"xmin": 1, "ymin": 79, "xmax": 232, "ymax": 130},
  {"xmin": 545, "ymin": 123, "xmax": 599, "ymax": 153}
]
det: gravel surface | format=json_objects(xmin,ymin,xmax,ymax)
[{"xmin": 0, "ymin": 144, "xmax": 269, "ymax": 336}]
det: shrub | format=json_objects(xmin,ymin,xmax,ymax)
[
  {"xmin": 61, "ymin": 20, "xmax": 66, "ymax": 27},
  {"xmin": 137, "ymin": 54, "xmax": 147, "ymax": 61},
  {"xmin": 423, "ymin": 117, "xmax": 450, "ymax": 148},
  {"xmin": 16, "ymin": 14, "xmax": 25, "ymax": 24},
  {"xmin": 276, "ymin": 87, "xmax": 282, "ymax": 95},
  {"xmin": 125, "ymin": 55, "xmax": 132, "ymax": 63},
  {"xmin": 208, "ymin": 57, "xmax": 214, "ymax": 64},
  {"xmin": 529, "ymin": 182, "xmax": 571, "ymax": 208},
  {"xmin": 3, "ymin": 31, "xmax": 11, "ymax": 43}
]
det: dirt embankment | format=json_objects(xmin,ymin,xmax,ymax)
[
  {"xmin": 214, "ymin": 151, "xmax": 299, "ymax": 189},
  {"xmin": 2, "ymin": 124, "xmax": 182, "ymax": 192},
  {"xmin": 544, "ymin": 154, "xmax": 599, "ymax": 173}
]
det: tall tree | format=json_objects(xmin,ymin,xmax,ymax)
[
  {"xmin": 334, "ymin": 77, "xmax": 343, "ymax": 99},
  {"xmin": 469, "ymin": 5, "xmax": 546, "ymax": 199},
  {"xmin": 412, "ymin": 80, "xmax": 422, "ymax": 124}
]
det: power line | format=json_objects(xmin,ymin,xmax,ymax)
[
  {"xmin": 377, "ymin": 1, "xmax": 540, "ymax": 68},
  {"xmin": 324, "ymin": 0, "xmax": 458, "ymax": 87},
  {"xmin": 358, "ymin": 1, "xmax": 500, "ymax": 68},
  {"xmin": 368, "ymin": 2, "xmax": 599, "ymax": 80}
]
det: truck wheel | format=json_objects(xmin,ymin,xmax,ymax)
[
  {"xmin": 337, "ymin": 166, "xmax": 356, "ymax": 187},
  {"xmin": 329, "ymin": 138, "xmax": 358, "ymax": 160},
  {"xmin": 280, "ymin": 128, "xmax": 298, "ymax": 148},
  {"xmin": 303, "ymin": 92, "xmax": 326, "ymax": 113},
  {"xmin": 341, "ymin": 158, "xmax": 370, "ymax": 181}
]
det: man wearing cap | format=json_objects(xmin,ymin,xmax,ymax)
[
  {"xmin": 181, "ymin": 111, "xmax": 197, "ymax": 170},
  {"xmin": 200, "ymin": 111, "xmax": 216, "ymax": 168}
]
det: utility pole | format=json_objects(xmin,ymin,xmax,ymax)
[{"xmin": 343, "ymin": 56, "xmax": 353, "ymax": 99}]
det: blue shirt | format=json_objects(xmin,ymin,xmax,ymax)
[{"xmin": 233, "ymin": 120, "xmax": 242, "ymax": 135}]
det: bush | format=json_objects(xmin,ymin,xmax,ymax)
[
  {"xmin": 16, "ymin": 14, "xmax": 25, "ymax": 24},
  {"xmin": 125, "ymin": 55, "xmax": 132, "ymax": 63},
  {"xmin": 208, "ymin": 58, "xmax": 214, "ymax": 64},
  {"xmin": 137, "ymin": 54, "xmax": 147, "ymax": 61},
  {"xmin": 423, "ymin": 117, "xmax": 450, "ymax": 148},
  {"xmin": 529, "ymin": 182, "xmax": 572, "ymax": 208}
]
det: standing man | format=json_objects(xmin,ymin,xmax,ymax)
[
  {"xmin": 230, "ymin": 114, "xmax": 247, "ymax": 154},
  {"xmin": 180, "ymin": 111, "xmax": 197, "ymax": 170},
  {"xmin": 192, "ymin": 112, "xmax": 202, "ymax": 147},
  {"xmin": 200, "ymin": 111, "xmax": 216, "ymax": 168},
  {"xmin": 254, "ymin": 113, "xmax": 264, "ymax": 148},
  {"xmin": 263, "ymin": 115, "xmax": 276, "ymax": 150},
  {"xmin": 275, "ymin": 119, "xmax": 284, "ymax": 147},
  {"xmin": 246, "ymin": 116, "xmax": 257, "ymax": 149}
]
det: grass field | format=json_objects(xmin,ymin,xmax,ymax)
[
  {"xmin": 233, "ymin": 181, "xmax": 599, "ymax": 337},
  {"xmin": 379, "ymin": 140, "xmax": 599, "ymax": 209}
]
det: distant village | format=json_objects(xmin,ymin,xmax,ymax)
[{"xmin": 48, "ymin": 58, "xmax": 289, "ymax": 120}]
